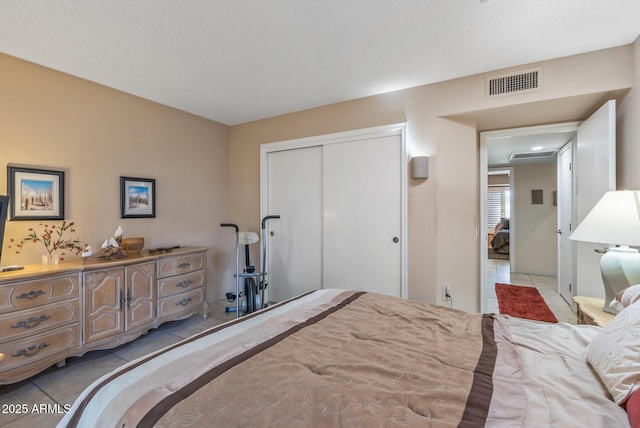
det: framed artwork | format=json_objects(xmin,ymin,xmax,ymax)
[
  {"xmin": 120, "ymin": 176, "xmax": 156, "ymax": 218},
  {"xmin": 7, "ymin": 166, "xmax": 65, "ymax": 220},
  {"xmin": 531, "ymin": 189, "xmax": 543, "ymax": 205}
]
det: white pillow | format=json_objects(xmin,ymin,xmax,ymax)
[
  {"xmin": 610, "ymin": 284, "xmax": 640, "ymax": 312},
  {"xmin": 586, "ymin": 300, "xmax": 640, "ymax": 404}
]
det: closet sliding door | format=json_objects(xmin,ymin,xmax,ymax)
[
  {"xmin": 323, "ymin": 136, "xmax": 401, "ymax": 296},
  {"xmin": 266, "ymin": 146, "xmax": 323, "ymax": 302},
  {"xmin": 262, "ymin": 125, "xmax": 406, "ymax": 302}
]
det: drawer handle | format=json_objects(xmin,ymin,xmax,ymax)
[
  {"xmin": 176, "ymin": 297, "xmax": 192, "ymax": 306},
  {"xmin": 176, "ymin": 279, "xmax": 193, "ymax": 288},
  {"xmin": 177, "ymin": 262, "xmax": 191, "ymax": 269},
  {"xmin": 12, "ymin": 342, "xmax": 49, "ymax": 358},
  {"xmin": 16, "ymin": 290, "xmax": 45, "ymax": 300},
  {"xmin": 11, "ymin": 315, "xmax": 50, "ymax": 329}
]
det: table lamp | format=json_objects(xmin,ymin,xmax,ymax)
[{"xmin": 569, "ymin": 190, "xmax": 640, "ymax": 314}]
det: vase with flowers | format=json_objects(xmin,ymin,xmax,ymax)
[{"xmin": 9, "ymin": 221, "xmax": 85, "ymax": 264}]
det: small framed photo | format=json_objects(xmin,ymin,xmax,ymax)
[
  {"xmin": 7, "ymin": 166, "xmax": 65, "ymax": 220},
  {"xmin": 120, "ymin": 176, "xmax": 156, "ymax": 218},
  {"xmin": 531, "ymin": 189, "xmax": 543, "ymax": 205}
]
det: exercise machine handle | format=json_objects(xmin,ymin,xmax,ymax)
[
  {"xmin": 220, "ymin": 223, "xmax": 239, "ymax": 232},
  {"xmin": 261, "ymin": 215, "xmax": 280, "ymax": 229},
  {"xmin": 221, "ymin": 222, "xmax": 241, "ymax": 317}
]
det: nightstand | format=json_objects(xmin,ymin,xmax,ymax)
[{"xmin": 573, "ymin": 296, "xmax": 616, "ymax": 327}]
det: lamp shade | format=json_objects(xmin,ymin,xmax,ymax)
[{"xmin": 569, "ymin": 190, "xmax": 640, "ymax": 246}]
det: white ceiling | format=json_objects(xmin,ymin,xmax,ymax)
[
  {"xmin": 1, "ymin": 1, "xmax": 639, "ymax": 126},
  {"xmin": 486, "ymin": 129, "xmax": 576, "ymax": 167}
]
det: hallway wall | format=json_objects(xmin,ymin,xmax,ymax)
[{"xmin": 513, "ymin": 162, "xmax": 557, "ymax": 275}]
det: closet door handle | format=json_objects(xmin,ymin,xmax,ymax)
[{"xmin": 392, "ymin": 237, "xmax": 399, "ymax": 243}]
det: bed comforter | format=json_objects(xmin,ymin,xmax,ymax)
[
  {"xmin": 491, "ymin": 229, "xmax": 510, "ymax": 254},
  {"xmin": 58, "ymin": 289, "xmax": 629, "ymax": 427}
]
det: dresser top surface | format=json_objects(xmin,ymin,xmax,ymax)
[{"xmin": 0, "ymin": 246, "xmax": 207, "ymax": 283}]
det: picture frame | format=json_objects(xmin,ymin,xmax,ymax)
[
  {"xmin": 7, "ymin": 166, "xmax": 65, "ymax": 221},
  {"xmin": 120, "ymin": 176, "xmax": 156, "ymax": 218},
  {"xmin": 531, "ymin": 189, "xmax": 543, "ymax": 205}
]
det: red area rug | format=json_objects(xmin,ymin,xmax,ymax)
[{"xmin": 495, "ymin": 283, "xmax": 558, "ymax": 323}]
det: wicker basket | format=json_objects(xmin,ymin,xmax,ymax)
[{"xmin": 121, "ymin": 237, "xmax": 144, "ymax": 253}]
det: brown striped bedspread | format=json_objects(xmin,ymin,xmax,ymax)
[{"xmin": 58, "ymin": 289, "xmax": 630, "ymax": 427}]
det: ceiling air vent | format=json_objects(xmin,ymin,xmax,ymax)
[
  {"xmin": 509, "ymin": 150, "xmax": 556, "ymax": 161},
  {"xmin": 486, "ymin": 67, "xmax": 542, "ymax": 98}
]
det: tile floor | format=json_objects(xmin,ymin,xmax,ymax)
[
  {"xmin": 1, "ymin": 268, "xmax": 576, "ymax": 427},
  {"xmin": 0, "ymin": 300, "xmax": 237, "ymax": 428},
  {"xmin": 486, "ymin": 258, "xmax": 577, "ymax": 324}
]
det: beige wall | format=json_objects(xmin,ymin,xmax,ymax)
[
  {"xmin": 2, "ymin": 42, "xmax": 637, "ymax": 312},
  {"xmin": 488, "ymin": 174, "xmax": 510, "ymax": 186},
  {"xmin": 0, "ymin": 54, "xmax": 231, "ymax": 301},
  {"xmin": 229, "ymin": 46, "xmax": 635, "ymax": 312},
  {"xmin": 619, "ymin": 36, "xmax": 640, "ymax": 189},
  {"xmin": 513, "ymin": 163, "xmax": 558, "ymax": 276}
]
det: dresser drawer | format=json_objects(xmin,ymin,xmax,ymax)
[
  {"xmin": 0, "ymin": 324, "xmax": 80, "ymax": 373},
  {"xmin": 157, "ymin": 270, "xmax": 205, "ymax": 298},
  {"xmin": 0, "ymin": 299, "xmax": 79, "ymax": 344},
  {"xmin": 0, "ymin": 273, "xmax": 80, "ymax": 314},
  {"xmin": 157, "ymin": 252, "xmax": 205, "ymax": 278},
  {"xmin": 157, "ymin": 288, "xmax": 204, "ymax": 319}
]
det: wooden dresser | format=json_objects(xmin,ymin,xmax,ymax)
[{"xmin": 0, "ymin": 246, "xmax": 207, "ymax": 385}]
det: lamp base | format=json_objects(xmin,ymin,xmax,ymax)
[{"xmin": 600, "ymin": 246, "xmax": 640, "ymax": 314}]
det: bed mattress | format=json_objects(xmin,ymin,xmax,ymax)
[{"xmin": 58, "ymin": 289, "xmax": 629, "ymax": 427}]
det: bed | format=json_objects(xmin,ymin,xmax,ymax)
[
  {"xmin": 58, "ymin": 289, "xmax": 634, "ymax": 427},
  {"xmin": 490, "ymin": 218, "xmax": 510, "ymax": 255}
]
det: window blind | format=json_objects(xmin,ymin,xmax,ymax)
[{"xmin": 488, "ymin": 187, "xmax": 510, "ymax": 229}]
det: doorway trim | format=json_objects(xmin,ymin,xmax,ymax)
[
  {"xmin": 557, "ymin": 140, "xmax": 575, "ymax": 305},
  {"xmin": 260, "ymin": 122, "xmax": 408, "ymax": 298},
  {"xmin": 479, "ymin": 122, "xmax": 579, "ymax": 313}
]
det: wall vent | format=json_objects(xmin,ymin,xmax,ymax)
[
  {"xmin": 486, "ymin": 67, "xmax": 542, "ymax": 98},
  {"xmin": 509, "ymin": 150, "xmax": 556, "ymax": 161}
]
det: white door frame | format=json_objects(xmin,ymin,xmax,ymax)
[
  {"xmin": 260, "ymin": 123, "xmax": 409, "ymax": 298},
  {"xmin": 557, "ymin": 141, "xmax": 575, "ymax": 304},
  {"xmin": 479, "ymin": 122, "xmax": 579, "ymax": 313}
]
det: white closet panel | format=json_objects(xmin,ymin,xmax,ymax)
[
  {"xmin": 266, "ymin": 146, "xmax": 323, "ymax": 302},
  {"xmin": 263, "ymin": 125, "xmax": 406, "ymax": 302},
  {"xmin": 323, "ymin": 136, "xmax": 401, "ymax": 296}
]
